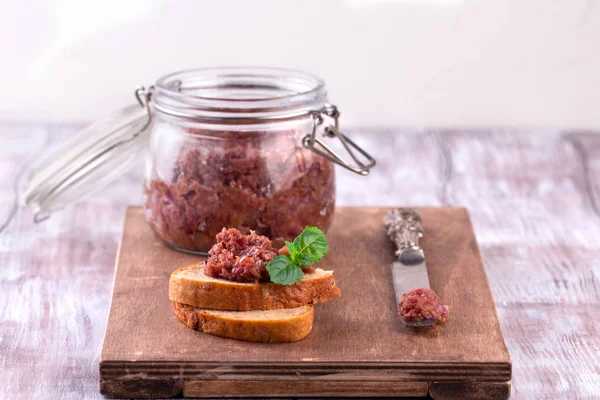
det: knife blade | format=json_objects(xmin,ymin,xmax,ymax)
[{"xmin": 383, "ymin": 208, "xmax": 430, "ymax": 306}]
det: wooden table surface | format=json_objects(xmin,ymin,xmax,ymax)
[{"xmin": 1, "ymin": 124, "xmax": 599, "ymax": 400}]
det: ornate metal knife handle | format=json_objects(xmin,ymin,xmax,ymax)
[{"xmin": 383, "ymin": 208, "xmax": 425, "ymax": 265}]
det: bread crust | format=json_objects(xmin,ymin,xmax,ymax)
[
  {"xmin": 172, "ymin": 302, "xmax": 314, "ymax": 343},
  {"xmin": 169, "ymin": 263, "xmax": 341, "ymax": 311}
]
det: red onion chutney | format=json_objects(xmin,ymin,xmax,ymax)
[
  {"xmin": 144, "ymin": 129, "xmax": 335, "ymax": 253},
  {"xmin": 205, "ymin": 228, "xmax": 277, "ymax": 283},
  {"xmin": 398, "ymin": 288, "xmax": 450, "ymax": 324}
]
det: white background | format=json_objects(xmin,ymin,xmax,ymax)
[{"xmin": 2, "ymin": 0, "xmax": 599, "ymax": 129}]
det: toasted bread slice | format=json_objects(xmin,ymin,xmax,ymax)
[
  {"xmin": 169, "ymin": 263, "xmax": 341, "ymax": 311},
  {"xmin": 172, "ymin": 301, "xmax": 314, "ymax": 343}
]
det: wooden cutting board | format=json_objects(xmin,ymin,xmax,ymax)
[{"xmin": 100, "ymin": 207, "xmax": 511, "ymax": 399}]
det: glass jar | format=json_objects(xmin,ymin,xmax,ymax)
[{"xmin": 21, "ymin": 67, "xmax": 375, "ymax": 254}]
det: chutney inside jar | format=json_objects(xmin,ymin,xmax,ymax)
[{"xmin": 144, "ymin": 126, "xmax": 336, "ymax": 254}]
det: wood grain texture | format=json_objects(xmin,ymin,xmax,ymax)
[
  {"xmin": 183, "ymin": 380, "xmax": 430, "ymax": 398},
  {"xmin": 1, "ymin": 125, "xmax": 599, "ymax": 399},
  {"xmin": 429, "ymin": 381, "xmax": 511, "ymax": 400},
  {"xmin": 99, "ymin": 207, "xmax": 510, "ymax": 398}
]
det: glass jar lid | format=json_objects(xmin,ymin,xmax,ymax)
[{"xmin": 21, "ymin": 88, "xmax": 152, "ymax": 222}]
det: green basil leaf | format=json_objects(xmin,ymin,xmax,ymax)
[
  {"xmin": 294, "ymin": 253, "xmax": 313, "ymax": 267},
  {"xmin": 292, "ymin": 227, "xmax": 329, "ymax": 265},
  {"xmin": 286, "ymin": 240, "xmax": 311, "ymax": 266},
  {"xmin": 266, "ymin": 255, "xmax": 304, "ymax": 285},
  {"xmin": 284, "ymin": 241, "xmax": 297, "ymax": 259}
]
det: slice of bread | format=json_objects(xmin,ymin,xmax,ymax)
[
  {"xmin": 169, "ymin": 263, "xmax": 341, "ymax": 311},
  {"xmin": 172, "ymin": 301, "xmax": 314, "ymax": 343}
]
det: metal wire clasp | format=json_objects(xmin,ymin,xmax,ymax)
[
  {"xmin": 135, "ymin": 85, "xmax": 154, "ymax": 132},
  {"xmin": 303, "ymin": 104, "xmax": 376, "ymax": 175}
]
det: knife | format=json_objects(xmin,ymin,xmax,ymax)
[{"xmin": 383, "ymin": 208, "xmax": 435, "ymax": 327}]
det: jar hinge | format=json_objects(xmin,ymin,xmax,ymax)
[
  {"xmin": 303, "ymin": 104, "xmax": 376, "ymax": 176},
  {"xmin": 135, "ymin": 85, "xmax": 154, "ymax": 131}
]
